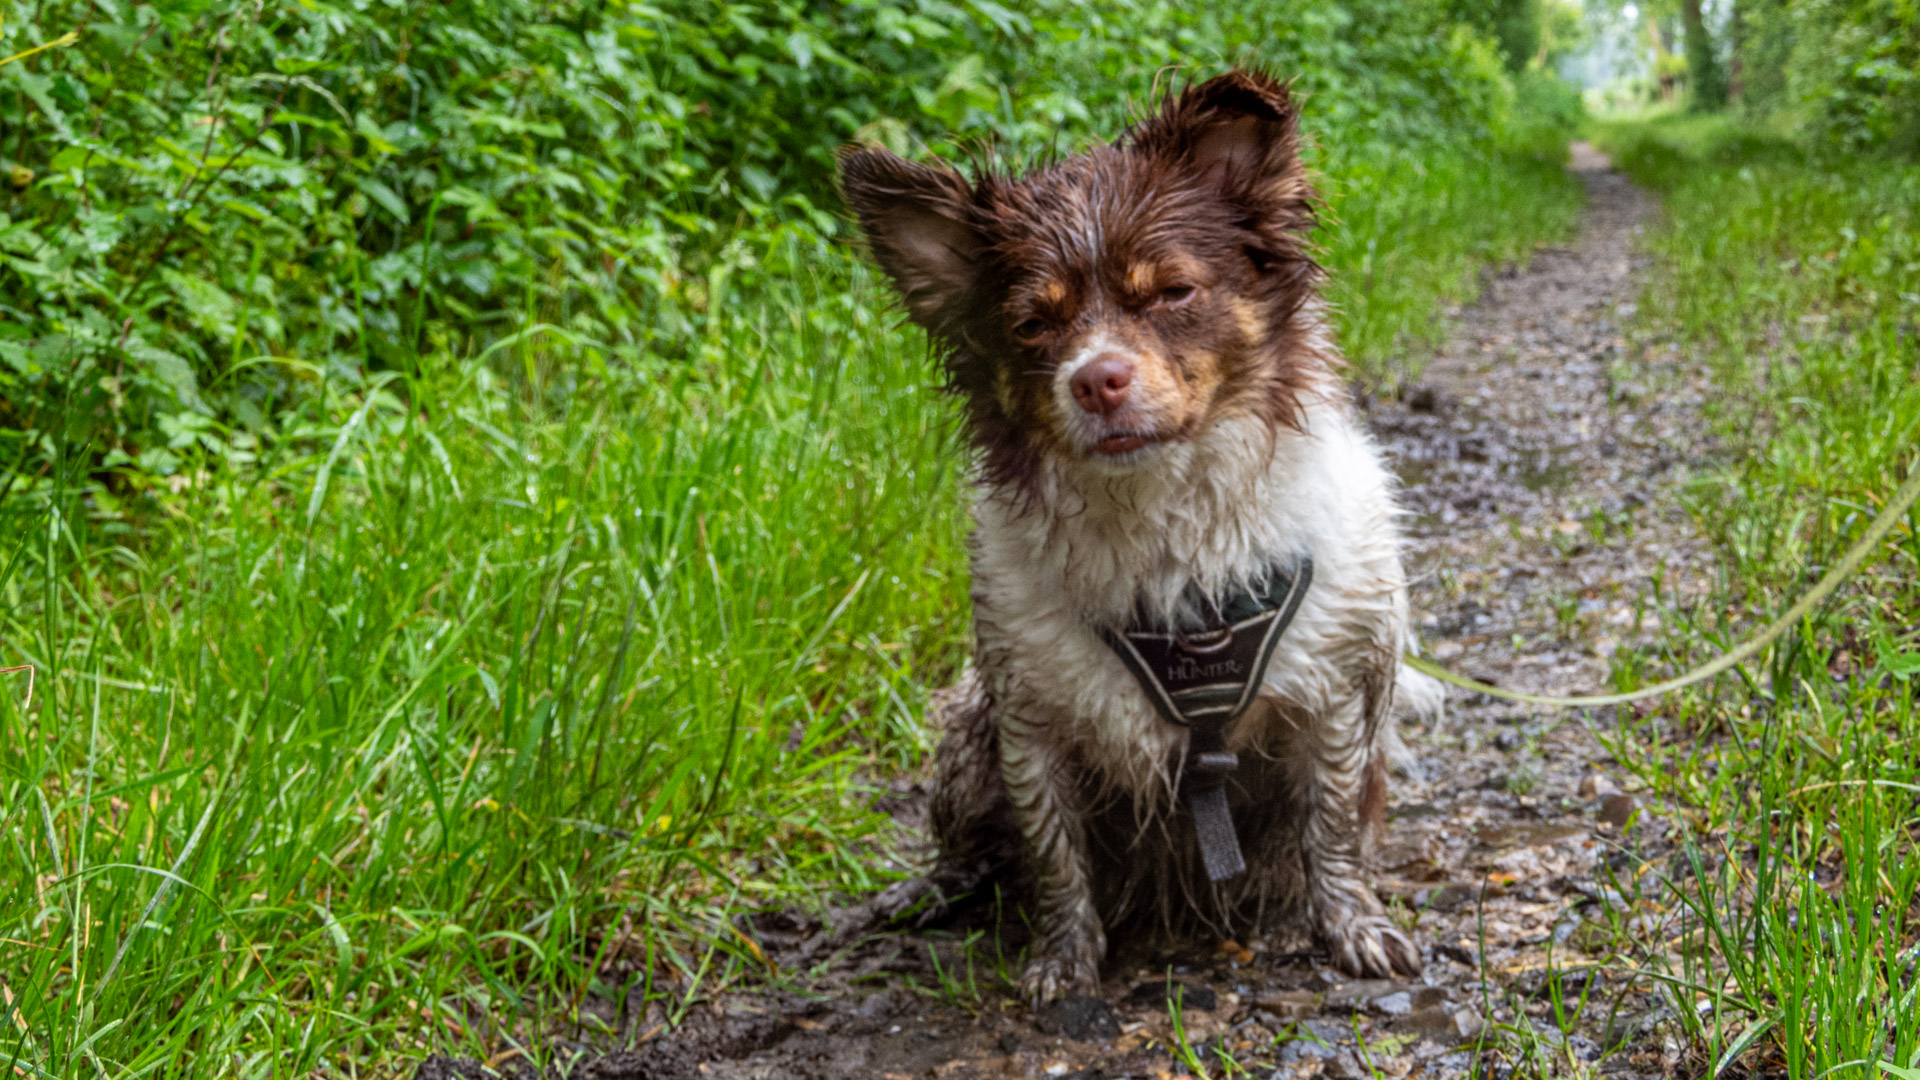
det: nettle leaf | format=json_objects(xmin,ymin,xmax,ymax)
[
  {"xmin": 739, "ymin": 165, "xmax": 777, "ymax": 203},
  {"xmin": 7, "ymin": 69, "xmax": 71, "ymax": 137},
  {"xmin": 1875, "ymin": 634, "xmax": 1920, "ymax": 680},
  {"xmin": 161, "ymin": 269, "xmax": 239, "ymax": 341},
  {"xmin": 0, "ymin": 220, "xmax": 45, "ymax": 256},
  {"xmin": 355, "ymin": 113, "xmax": 400, "ymax": 155},
  {"xmin": 129, "ymin": 342, "xmax": 202, "ymax": 406},
  {"xmin": 441, "ymin": 186, "xmax": 503, "ymax": 223},
  {"xmin": 0, "ymin": 340, "xmax": 32, "ymax": 377},
  {"xmin": 785, "ymin": 30, "xmax": 816, "ymax": 70},
  {"xmin": 358, "ymin": 178, "xmax": 411, "ymax": 223}
]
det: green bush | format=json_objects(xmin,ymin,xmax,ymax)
[
  {"xmin": 0, "ymin": 4, "xmax": 1590, "ymax": 1071},
  {"xmin": 1733, "ymin": 0, "xmax": 1920, "ymax": 154},
  {"xmin": 0, "ymin": 0, "xmax": 1561, "ymax": 494}
]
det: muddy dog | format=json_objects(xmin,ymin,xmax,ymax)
[{"xmin": 835, "ymin": 69, "xmax": 1442, "ymax": 1003}]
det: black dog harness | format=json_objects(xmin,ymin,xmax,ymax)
[{"xmin": 1099, "ymin": 557, "xmax": 1313, "ymax": 882}]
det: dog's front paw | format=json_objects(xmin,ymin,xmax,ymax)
[
  {"xmin": 869, "ymin": 874, "xmax": 951, "ymax": 926},
  {"xmin": 1320, "ymin": 911, "xmax": 1422, "ymax": 978},
  {"xmin": 1019, "ymin": 951, "xmax": 1098, "ymax": 1006}
]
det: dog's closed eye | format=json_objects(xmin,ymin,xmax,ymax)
[
  {"xmin": 1153, "ymin": 284, "xmax": 1196, "ymax": 308},
  {"xmin": 1012, "ymin": 316, "xmax": 1051, "ymax": 343}
]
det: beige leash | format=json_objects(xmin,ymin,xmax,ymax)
[{"xmin": 1405, "ymin": 457, "xmax": 1920, "ymax": 709}]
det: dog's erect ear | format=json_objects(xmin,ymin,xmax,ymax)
[
  {"xmin": 1131, "ymin": 69, "xmax": 1310, "ymax": 218},
  {"xmin": 837, "ymin": 147, "xmax": 983, "ymax": 332}
]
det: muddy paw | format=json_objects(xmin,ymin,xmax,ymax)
[
  {"xmin": 869, "ymin": 875, "xmax": 949, "ymax": 925},
  {"xmin": 1321, "ymin": 912, "xmax": 1422, "ymax": 978},
  {"xmin": 1018, "ymin": 952, "xmax": 1098, "ymax": 1005}
]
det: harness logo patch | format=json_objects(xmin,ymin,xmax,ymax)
[{"xmin": 1168, "ymin": 653, "xmax": 1243, "ymax": 683}]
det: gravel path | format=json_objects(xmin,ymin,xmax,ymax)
[{"xmin": 419, "ymin": 145, "xmax": 1723, "ymax": 1080}]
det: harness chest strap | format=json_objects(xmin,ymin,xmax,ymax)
[{"xmin": 1098, "ymin": 557, "xmax": 1314, "ymax": 883}]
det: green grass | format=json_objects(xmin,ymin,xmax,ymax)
[
  {"xmin": 1581, "ymin": 115, "xmax": 1920, "ymax": 1075},
  {"xmin": 0, "ymin": 135, "xmax": 1579, "ymax": 1077},
  {"xmin": 1324, "ymin": 142, "xmax": 1583, "ymax": 388}
]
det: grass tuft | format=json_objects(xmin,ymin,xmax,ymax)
[{"xmin": 1587, "ymin": 114, "xmax": 1920, "ymax": 1074}]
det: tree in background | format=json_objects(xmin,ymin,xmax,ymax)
[
  {"xmin": 1454, "ymin": 0, "xmax": 1544, "ymax": 71},
  {"xmin": 1679, "ymin": 0, "xmax": 1730, "ymax": 108},
  {"xmin": 1733, "ymin": 0, "xmax": 1919, "ymax": 154},
  {"xmin": 1539, "ymin": 0, "xmax": 1592, "ymax": 68}
]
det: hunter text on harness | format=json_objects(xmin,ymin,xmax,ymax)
[{"xmin": 1099, "ymin": 557, "xmax": 1313, "ymax": 883}]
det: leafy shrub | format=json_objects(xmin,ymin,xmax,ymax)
[
  {"xmin": 0, "ymin": 0, "xmax": 1570, "ymax": 496},
  {"xmin": 1734, "ymin": 0, "xmax": 1920, "ymax": 154}
]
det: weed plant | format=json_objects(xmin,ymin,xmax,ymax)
[{"xmin": 1589, "ymin": 115, "xmax": 1920, "ymax": 1074}]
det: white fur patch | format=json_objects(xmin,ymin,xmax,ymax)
[{"xmin": 971, "ymin": 372, "xmax": 1416, "ymax": 805}]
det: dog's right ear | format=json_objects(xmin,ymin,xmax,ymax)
[{"xmin": 837, "ymin": 147, "xmax": 982, "ymax": 332}]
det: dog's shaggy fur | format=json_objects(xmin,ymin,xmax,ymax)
[{"xmin": 838, "ymin": 69, "xmax": 1440, "ymax": 1003}]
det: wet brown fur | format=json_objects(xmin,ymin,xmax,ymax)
[
  {"xmin": 838, "ymin": 70, "xmax": 1328, "ymax": 501},
  {"xmin": 834, "ymin": 69, "xmax": 1423, "ymax": 996}
]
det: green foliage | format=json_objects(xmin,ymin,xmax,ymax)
[
  {"xmin": 1591, "ymin": 116, "xmax": 1920, "ymax": 1072},
  {"xmin": 0, "ymin": 260, "xmax": 982, "ymax": 1074},
  {"xmin": 0, "ymin": 0, "xmax": 1548, "ymax": 490},
  {"xmin": 1733, "ymin": 0, "xmax": 1920, "ymax": 153},
  {"xmin": 1537, "ymin": 0, "xmax": 1589, "ymax": 66},
  {"xmin": 1452, "ymin": 0, "xmax": 1543, "ymax": 71},
  {"xmin": 0, "ymin": 1, "xmax": 1588, "ymax": 1073},
  {"xmin": 1678, "ymin": 0, "xmax": 1728, "ymax": 109}
]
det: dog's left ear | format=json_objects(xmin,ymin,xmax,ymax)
[
  {"xmin": 1130, "ymin": 69, "xmax": 1311, "ymax": 223},
  {"xmin": 837, "ymin": 146, "xmax": 984, "ymax": 335}
]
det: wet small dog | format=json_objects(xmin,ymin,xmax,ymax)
[{"xmin": 837, "ymin": 69, "xmax": 1440, "ymax": 1003}]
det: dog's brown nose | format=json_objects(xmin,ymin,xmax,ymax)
[{"xmin": 1070, "ymin": 354, "xmax": 1134, "ymax": 415}]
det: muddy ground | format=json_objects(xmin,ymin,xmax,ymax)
[{"xmin": 419, "ymin": 146, "xmax": 1726, "ymax": 1080}]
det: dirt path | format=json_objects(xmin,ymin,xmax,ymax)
[{"xmin": 420, "ymin": 146, "xmax": 1721, "ymax": 1080}]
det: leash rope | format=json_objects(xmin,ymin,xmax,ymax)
[{"xmin": 1404, "ymin": 457, "xmax": 1920, "ymax": 709}]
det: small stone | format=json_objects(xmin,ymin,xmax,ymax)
[
  {"xmin": 1322, "ymin": 979, "xmax": 1398, "ymax": 1012},
  {"xmin": 996, "ymin": 1031, "xmax": 1020, "ymax": 1055},
  {"xmin": 1578, "ymin": 773, "xmax": 1620, "ymax": 798},
  {"xmin": 1412, "ymin": 986, "xmax": 1450, "ymax": 1009},
  {"xmin": 1126, "ymin": 980, "xmax": 1215, "ymax": 1012},
  {"xmin": 1215, "ymin": 938, "xmax": 1256, "ymax": 965},
  {"xmin": 1321, "ymin": 1050, "xmax": 1373, "ymax": 1080},
  {"xmin": 1181, "ymin": 985, "xmax": 1218, "ymax": 1012},
  {"xmin": 1371, "ymin": 990, "xmax": 1414, "ymax": 1016},
  {"xmin": 1277, "ymin": 1033, "xmax": 1342, "ymax": 1063},
  {"xmin": 1428, "ymin": 882, "xmax": 1481, "ymax": 912},
  {"xmin": 1251, "ymin": 989, "xmax": 1321, "ymax": 1020},
  {"xmin": 1400, "ymin": 1003, "xmax": 1459, "ymax": 1037},
  {"xmin": 1598, "ymin": 793, "xmax": 1638, "ymax": 828},
  {"xmin": 1033, "ymin": 996, "xmax": 1120, "ymax": 1041}
]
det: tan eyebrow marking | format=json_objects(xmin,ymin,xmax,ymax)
[
  {"xmin": 1038, "ymin": 279, "xmax": 1068, "ymax": 305},
  {"xmin": 1231, "ymin": 297, "xmax": 1266, "ymax": 343},
  {"xmin": 1125, "ymin": 262, "xmax": 1157, "ymax": 294}
]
